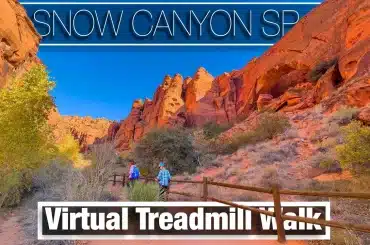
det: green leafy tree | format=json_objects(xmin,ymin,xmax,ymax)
[
  {"xmin": 134, "ymin": 127, "xmax": 198, "ymax": 176},
  {"xmin": 0, "ymin": 65, "xmax": 56, "ymax": 207}
]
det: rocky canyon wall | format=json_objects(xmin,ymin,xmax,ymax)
[
  {"xmin": 0, "ymin": 0, "xmax": 41, "ymax": 88},
  {"xmin": 110, "ymin": 0, "xmax": 370, "ymax": 151},
  {"xmin": 1, "ymin": 0, "xmax": 368, "ymax": 152}
]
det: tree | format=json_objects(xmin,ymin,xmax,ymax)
[
  {"xmin": 134, "ymin": 127, "xmax": 198, "ymax": 176},
  {"xmin": 0, "ymin": 65, "xmax": 56, "ymax": 207}
]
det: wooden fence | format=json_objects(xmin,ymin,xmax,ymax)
[{"xmin": 110, "ymin": 174, "xmax": 370, "ymax": 243}]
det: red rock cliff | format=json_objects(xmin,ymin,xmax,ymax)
[
  {"xmin": 0, "ymin": 0, "xmax": 41, "ymax": 88},
  {"xmin": 111, "ymin": 0, "xmax": 370, "ymax": 151}
]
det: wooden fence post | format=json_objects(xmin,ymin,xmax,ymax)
[
  {"xmin": 113, "ymin": 174, "xmax": 117, "ymax": 186},
  {"xmin": 202, "ymin": 177, "xmax": 208, "ymax": 201},
  {"xmin": 122, "ymin": 174, "xmax": 126, "ymax": 187},
  {"xmin": 272, "ymin": 184, "xmax": 286, "ymax": 243}
]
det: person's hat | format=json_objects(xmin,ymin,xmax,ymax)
[{"xmin": 159, "ymin": 162, "xmax": 165, "ymax": 167}]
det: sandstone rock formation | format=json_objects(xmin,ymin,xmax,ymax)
[
  {"xmin": 49, "ymin": 109, "xmax": 112, "ymax": 152},
  {"xmin": 0, "ymin": 0, "xmax": 41, "ymax": 88},
  {"xmin": 4, "ymin": 0, "xmax": 369, "ymax": 153},
  {"xmin": 110, "ymin": 0, "xmax": 370, "ymax": 151}
]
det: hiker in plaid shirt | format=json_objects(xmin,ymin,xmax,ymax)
[{"xmin": 157, "ymin": 162, "xmax": 171, "ymax": 201}]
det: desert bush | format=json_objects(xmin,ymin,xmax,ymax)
[
  {"xmin": 328, "ymin": 107, "xmax": 360, "ymax": 125},
  {"xmin": 65, "ymin": 142, "xmax": 117, "ymax": 201},
  {"xmin": 308, "ymin": 150, "xmax": 338, "ymax": 170},
  {"xmin": 336, "ymin": 121, "xmax": 370, "ymax": 170},
  {"xmin": 128, "ymin": 181, "xmax": 159, "ymax": 201},
  {"xmin": 134, "ymin": 127, "xmax": 199, "ymax": 175},
  {"xmin": 311, "ymin": 123, "xmax": 341, "ymax": 143},
  {"xmin": 202, "ymin": 122, "xmax": 231, "ymax": 139},
  {"xmin": 0, "ymin": 65, "xmax": 56, "ymax": 207},
  {"xmin": 20, "ymin": 145, "xmax": 118, "ymax": 245},
  {"xmin": 309, "ymin": 58, "xmax": 338, "ymax": 82},
  {"xmin": 256, "ymin": 142, "xmax": 298, "ymax": 165},
  {"xmin": 222, "ymin": 112, "xmax": 290, "ymax": 153}
]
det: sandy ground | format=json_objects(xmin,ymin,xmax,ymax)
[{"xmin": 0, "ymin": 211, "xmax": 25, "ymax": 245}]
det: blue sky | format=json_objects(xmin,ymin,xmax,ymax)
[
  {"xmin": 39, "ymin": 48, "xmax": 265, "ymax": 121},
  {"xmin": 31, "ymin": 0, "xmax": 320, "ymax": 121}
]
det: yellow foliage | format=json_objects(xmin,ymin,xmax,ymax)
[
  {"xmin": 57, "ymin": 133, "xmax": 90, "ymax": 168},
  {"xmin": 0, "ymin": 65, "xmax": 56, "ymax": 207}
]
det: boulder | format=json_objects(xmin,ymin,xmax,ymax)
[{"xmin": 257, "ymin": 94, "xmax": 273, "ymax": 111}]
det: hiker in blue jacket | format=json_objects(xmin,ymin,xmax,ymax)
[
  {"xmin": 157, "ymin": 162, "xmax": 171, "ymax": 201},
  {"xmin": 128, "ymin": 160, "xmax": 140, "ymax": 188}
]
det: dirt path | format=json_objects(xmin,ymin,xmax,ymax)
[
  {"xmin": 0, "ymin": 210, "xmax": 25, "ymax": 245},
  {"xmin": 0, "ymin": 185, "xmax": 310, "ymax": 245}
]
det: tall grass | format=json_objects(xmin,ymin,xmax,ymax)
[{"xmin": 128, "ymin": 181, "xmax": 160, "ymax": 202}]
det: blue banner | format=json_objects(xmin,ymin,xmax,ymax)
[{"xmin": 22, "ymin": 2, "xmax": 319, "ymax": 46}]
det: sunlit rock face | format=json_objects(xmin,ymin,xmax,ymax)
[{"xmin": 0, "ymin": 0, "xmax": 41, "ymax": 88}]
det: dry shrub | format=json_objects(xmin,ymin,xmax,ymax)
[
  {"xmin": 19, "ymin": 142, "xmax": 118, "ymax": 245},
  {"xmin": 222, "ymin": 112, "xmax": 290, "ymax": 154},
  {"xmin": 327, "ymin": 107, "xmax": 360, "ymax": 125},
  {"xmin": 308, "ymin": 151, "xmax": 340, "ymax": 172},
  {"xmin": 192, "ymin": 129, "xmax": 218, "ymax": 168},
  {"xmin": 247, "ymin": 141, "xmax": 298, "ymax": 166},
  {"xmin": 311, "ymin": 123, "xmax": 341, "ymax": 143},
  {"xmin": 308, "ymin": 175, "xmax": 370, "ymax": 245},
  {"xmin": 202, "ymin": 122, "xmax": 232, "ymax": 139}
]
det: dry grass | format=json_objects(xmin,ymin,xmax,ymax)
[
  {"xmin": 18, "ymin": 142, "xmax": 118, "ymax": 245},
  {"xmin": 222, "ymin": 112, "xmax": 290, "ymax": 154},
  {"xmin": 247, "ymin": 141, "xmax": 299, "ymax": 165},
  {"xmin": 327, "ymin": 107, "xmax": 360, "ymax": 125},
  {"xmin": 307, "ymin": 175, "xmax": 370, "ymax": 245}
]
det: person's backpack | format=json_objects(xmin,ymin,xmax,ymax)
[{"xmin": 132, "ymin": 166, "xmax": 140, "ymax": 180}]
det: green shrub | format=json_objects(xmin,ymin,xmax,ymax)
[
  {"xmin": 134, "ymin": 127, "xmax": 199, "ymax": 175},
  {"xmin": 222, "ymin": 113, "xmax": 290, "ymax": 154},
  {"xmin": 202, "ymin": 122, "xmax": 231, "ymax": 139},
  {"xmin": 319, "ymin": 157, "xmax": 338, "ymax": 170},
  {"xmin": 0, "ymin": 65, "xmax": 56, "ymax": 207},
  {"xmin": 336, "ymin": 121, "xmax": 370, "ymax": 169},
  {"xmin": 309, "ymin": 58, "xmax": 338, "ymax": 82},
  {"xmin": 128, "ymin": 181, "xmax": 159, "ymax": 201}
]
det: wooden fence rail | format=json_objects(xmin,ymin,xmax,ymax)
[{"xmin": 109, "ymin": 174, "xmax": 370, "ymax": 243}]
